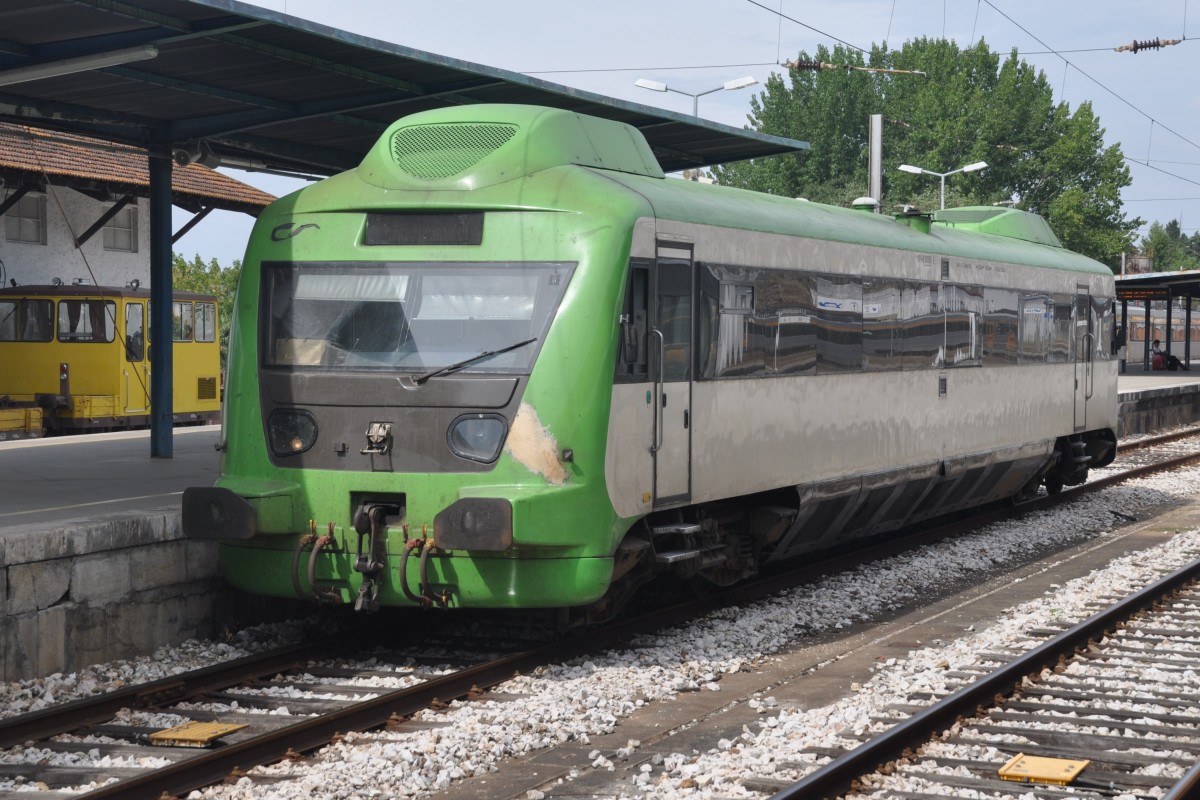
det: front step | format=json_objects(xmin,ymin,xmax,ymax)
[{"xmin": 651, "ymin": 522, "xmax": 703, "ymax": 536}]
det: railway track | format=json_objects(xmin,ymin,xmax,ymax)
[
  {"xmin": 753, "ymin": 555, "xmax": 1200, "ymax": 800},
  {"xmin": 2, "ymin": 428, "xmax": 1199, "ymax": 799}
]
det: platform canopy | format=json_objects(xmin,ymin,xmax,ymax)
[
  {"xmin": 1116, "ymin": 270, "xmax": 1200, "ymax": 302},
  {"xmin": 0, "ymin": 0, "xmax": 809, "ymax": 176},
  {"xmin": 0, "ymin": 0, "xmax": 809, "ymax": 458}
]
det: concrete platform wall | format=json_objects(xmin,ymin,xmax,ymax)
[
  {"xmin": 0, "ymin": 513, "xmax": 223, "ymax": 681},
  {"xmin": 1118, "ymin": 385, "xmax": 1200, "ymax": 436}
]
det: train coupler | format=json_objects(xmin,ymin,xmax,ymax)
[{"xmin": 352, "ymin": 506, "xmax": 390, "ymax": 612}]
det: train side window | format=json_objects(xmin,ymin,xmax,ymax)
[
  {"xmin": 195, "ymin": 302, "xmax": 217, "ymax": 343},
  {"xmin": 814, "ymin": 273, "xmax": 862, "ymax": 374},
  {"xmin": 1092, "ymin": 296, "xmax": 1115, "ymax": 361},
  {"xmin": 173, "ymin": 301, "xmax": 193, "ymax": 342},
  {"xmin": 1048, "ymin": 294, "xmax": 1073, "ymax": 363},
  {"xmin": 616, "ymin": 259, "xmax": 650, "ymax": 382},
  {"xmin": 901, "ymin": 282, "xmax": 942, "ymax": 369},
  {"xmin": 125, "ymin": 302, "xmax": 145, "ymax": 361},
  {"xmin": 1017, "ymin": 292, "xmax": 1051, "ymax": 363},
  {"xmin": 770, "ymin": 270, "xmax": 817, "ymax": 376},
  {"xmin": 944, "ymin": 284, "xmax": 983, "ymax": 368},
  {"xmin": 863, "ymin": 277, "xmax": 903, "ymax": 371},
  {"xmin": 697, "ymin": 263, "xmax": 774, "ymax": 379},
  {"xmin": 0, "ymin": 299, "xmax": 52, "ymax": 342},
  {"xmin": 983, "ymin": 288, "xmax": 1018, "ymax": 365},
  {"xmin": 57, "ymin": 299, "xmax": 115, "ymax": 343}
]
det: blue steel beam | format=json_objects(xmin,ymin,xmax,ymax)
[{"xmin": 148, "ymin": 144, "xmax": 174, "ymax": 458}]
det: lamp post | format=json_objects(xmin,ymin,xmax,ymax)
[
  {"xmin": 635, "ymin": 76, "xmax": 758, "ymax": 117},
  {"xmin": 897, "ymin": 161, "xmax": 988, "ymax": 209}
]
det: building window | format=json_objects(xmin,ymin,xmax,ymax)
[
  {"xmin": 103, "ymin": 204, "xmax": 138, "ymax": 252},
  {"xmin": 4, "ymin": 192, "xmax": 47, "ymax": 245}
]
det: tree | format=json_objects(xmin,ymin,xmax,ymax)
[
  {"xmin": 1140, "ymin": 220, "xmax": 1200, "ymax": 272},
  {"xmin": 713, "ymin": 38, "xmax": 1140, "ymax": 270},
  {"xmin": 172, "ymin": 253, "xmax": 240, "ymax": 367}
]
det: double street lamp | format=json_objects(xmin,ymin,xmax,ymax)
[
  {"xmin": 897, "ymin": 161, "xmax": 989, "ymax": 209},
  {"xmin": 635, "ymin": 76, "xmax": 758, "ymax": 117}
]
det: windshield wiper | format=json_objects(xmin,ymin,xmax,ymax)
[{"xmin": 411, "ymin": 337, "xmax": 538, "ymax": 385}]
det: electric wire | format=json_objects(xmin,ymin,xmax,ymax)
[{"xmin": 982, "ymin": 0, "xmax": 1200, "ymax": 158}]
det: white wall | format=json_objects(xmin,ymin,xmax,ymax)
[{"xmin": 1, "ymin": 187, "xmax": 150, "ymax": 290}]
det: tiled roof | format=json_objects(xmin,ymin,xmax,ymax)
[{"xmin": 0, "ymin": 123, "xmax": 276, "ymax": 215}]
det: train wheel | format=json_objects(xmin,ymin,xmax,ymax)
[{"xmin": 1044, "ymin": 476, "xmax": 1064, "ymax": 495}]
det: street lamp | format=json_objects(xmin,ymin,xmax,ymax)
[
  {"xmin": 634, "ymin": 76, "xmax": 758, "ymax": 117},
  {"xmin": 897, "ymin": 161, "xmax": 988, "ymax": 210}
]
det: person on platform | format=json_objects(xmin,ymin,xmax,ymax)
[{"xmin": 1152, "ymin": 339, "xmax": 1188, "ymax": 371}]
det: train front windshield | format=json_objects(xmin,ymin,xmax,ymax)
[{"xmin": 263, "ymin": 261, "xmax": 574, "ymax": 372}]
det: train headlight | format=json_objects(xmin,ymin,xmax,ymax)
[
  {"xmin": 447, "ymin": 413, "xmax": 507, "ymax": 463},
  {"xmin": 267, "ymin": 408, "xmax": 318, "ymax": 456}
]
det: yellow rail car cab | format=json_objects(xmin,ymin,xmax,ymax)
[{"xmin": 0, "ymin": 284, "xmax": 221, "ymax": 433}]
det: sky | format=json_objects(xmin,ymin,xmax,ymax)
[{"xmin": 172, "ymin": 0, "xmax": 1200, "ymax": 267}]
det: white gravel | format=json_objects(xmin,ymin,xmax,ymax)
[{"xmin": 3, "ymin": 463, "xmax": 1200, "ymax": 799}]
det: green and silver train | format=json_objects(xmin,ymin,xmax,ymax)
[{"xmin": 184, "ymin": 104, "xmax": 1118, "ymax": 617}]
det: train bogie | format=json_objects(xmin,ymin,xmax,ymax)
[{"xmin": 183, "ymin": 104, "xmax": 1118, "ymax": 616}]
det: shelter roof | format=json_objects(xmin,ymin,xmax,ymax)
[
  {"xmin": 1116, "ymin": 270, "xmax": 1200, "ymax": 301},
  {"xmin": 0, "ymin": 0, "xmax": 809, "ymax": 177},
  {"xmin": 0, "ymin": 122, "xmax": 275, "ymax": 214}
]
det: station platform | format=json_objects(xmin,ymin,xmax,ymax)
[{"xmin": 1, "ymin": 369, "xmax": 1198, "ymax": 683}]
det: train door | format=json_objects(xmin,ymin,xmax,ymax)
[
  {"xmin": 124, "ymin": 301, "xmax": 148, "ymax": 414},
  {"xmin": 1073, "ymin": 286, "xmax": 1092, "ymax": 431},
  {"xmin": 652, "ymin": 244, "xmax": 693, "ymax": 506}
]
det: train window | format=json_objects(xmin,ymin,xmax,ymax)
[
  {"xmin": 814, "ymin": 273, "xmax": 862, "ymax": 374},
  {"xmin": 770, "ymin": 270, "xmax": 817, "ymax": 376},
  {"xmin": 862, "ymin": 277, "xmax": 903, "ymax": 372},
  {"xmin": 195, "ymin": 302, "xmax": 217, "ymax": 343},
  {"xmin": 125, "ymin": 302, "xmax": 144, "ymax": 361},
  {"xmin": 173, "ymin": 302, "xmax": 193, "ymax": 342},
  {"xmin": 262, "ymin": 261, "xmax": 573, "ymax": 372},
  {"xmin": 56, "ymin": 299, "xmax": 115, "ymax": 343},
  {"xmin": 944, "ymin": 284, "xmax": 983, "ymax": 368},
  {"xmin": 656, "ymin": 258, "xmax": 692, "ymax": 382},
  {"xmin": 616, "ymin": 259, "xmax": 650, "ymax": 382},
  {"xmin": 983, "ymin": 288, "xmax": 1019, "ymax": 365},
  {"xmin": 1048, "ymin": 294, "xmax": 1073, "ymax": 363},
  {"xmin": 902, "ymin": 283, "xmax": 942, "ymax": 369},
  {"xmin": 697, "ymin": 264, "xmax": 780, "ymax": 379},
  {"xmin": 1092, "ymin": 296, "xmax": 1116, "ymax": 361},
  {"xmin": 1018, "ymin": 292, "xmax": 1051, "ymax": 363},
  {"xmin": 0, "ymin": 299, "xmax": 52, "ymax": 341}
]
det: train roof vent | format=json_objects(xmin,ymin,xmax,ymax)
[
  {"xmin": 390, "ymin": 123, "xmax": 518, "ymax": 180},
  {"xmin": 358, "ymin": 104, "xmax": 665, "ymax": 190},
  {"xmin": 933, "ymin": 206, "xmax": 1062, "ymax": 248}
]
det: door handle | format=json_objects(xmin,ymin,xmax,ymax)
[{"xmin": 650, "ymin": 329, "xmax": 664, "ymax": 454}]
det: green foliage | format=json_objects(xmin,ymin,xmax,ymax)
[
  {"xmin": 712, "ymin": 38, "xmax": 1140, "ymax": 270},
  {"xmin": 172, "ymin": 253, "xmax": 240, "ymax": 367},
  {"xmin": 1140, "ymin": 220, "xmax": 1200, "ymax": 271}
]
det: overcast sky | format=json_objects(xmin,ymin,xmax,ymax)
[{"xmin": 174, "ymin": 0, "xmax": 1199, "ymax": 266}]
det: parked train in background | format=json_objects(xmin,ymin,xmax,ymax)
[
  {"xmin": 1121, "ymin": 305, "xmax": 1200, "ymax": 360},
  {"xmin": 184, "ymin": 104, "xmax": 1119, "ymax": 621},
  {"xmin": 0, "ymin": 283, "xmax": 221, "ymax": 439}
]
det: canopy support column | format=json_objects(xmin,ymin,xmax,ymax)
[{"xmin": 149, "ymin": 144, "xmax": 174, "ymax": 458}]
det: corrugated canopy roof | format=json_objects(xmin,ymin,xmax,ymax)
[{"xmin": 0, "ymin": 0, "xmax": 809, "ymax": 177}]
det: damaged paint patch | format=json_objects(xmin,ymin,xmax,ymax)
[{"xmin": 505, "ymin": 402, "xmax": 569, "ymax": 485}]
